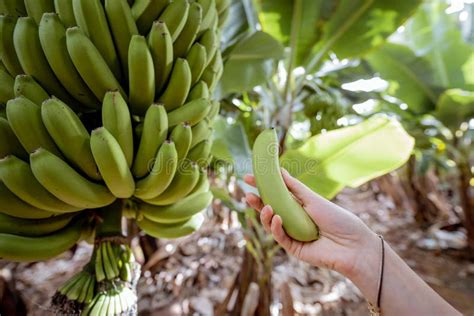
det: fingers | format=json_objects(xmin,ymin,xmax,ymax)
[
  {"xmin": 243, "ymin": 174, "xmax": 256, "ymax": 187},
  {"xmin": 281, "ymin": 168, "xmax": 315, "ymax": 204},
  {"xmin": 245, "ymin": 192, "xmax": 264, "ymax": 212},
  {"xmin": 260, "ymin": 205, "xmax": 273, "ymax": 233},
  {"xmin": 271, "ymin": 215, "xmax": 297, "ymax": 251}
]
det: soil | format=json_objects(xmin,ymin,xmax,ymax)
[{"xmin": 1, "ymin": 186, "xmax": 473, "ymax": 315}]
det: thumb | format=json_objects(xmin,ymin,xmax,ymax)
[{"xmin": 281, "ymin": 168, "xmax": 315, "ymax": 204}]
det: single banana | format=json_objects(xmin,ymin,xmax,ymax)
[
  {"xmin": 0, "ymin": 181, "xmax": 57, "ymax": 219},
  {"xmin": 66, "ymin": 27, "xmax": 125, "ymax": 101},
  {"xmin": 41, "ymin": 97, "xmax": 101, "ymax": 180},
  {"xmin": 187, "ymin": 80, "xmax": 209, "ymax": 101},
  {"xmin": 30, "ymin": 148, "xmax": 116, "ymax": 209},
  {"xmin": 0, "ymin": 212, "xmax": 76, "ymax": 237},
  {"xmin": 190, "ymin": 119, "xmax": 211, "ymax": 148},
  {"xmin": 132, "ymin": 104, "xmax": 168, "ymax": 178},
  {"xmin": 158, "ymin": 58, "xmax": 191, "ymax": 112},
  {"xmin": 134, "ymin": 140, "xmax": 178, "ymax": 200},
  {"xmin": 104, "ymin": 0, "xmax": 138, "ymax": 79},
  {"xmin": 158, "ymin": 0, "xmax": 189, "ymax": 42},
  {"xmin": 102, "ymin": 91, "xmax": 134, "ymax": 167},
  {"xmin": 140, "ymin": 191, "xmax": 212, "ymax": 224},
  {"xmin": 137, "ymin": 212, "xmax": 204, "ymax": 239},
  {"xmin": 173, "ymin": 2, "xmax": 202, "ymax": 58},
  {"xmin": 13, "ymin": 75, "xmax": 49, "ymax": 105},
  {"xmin": 128, "ymin": 35, "xmax": 155, "ymax": 116},
  {"xmin": 143, "ymin": 161, "xmax": 199, "ymax": 206},
  {"xmin": 0, "ymin": 155, "xmax": 80, "ymax": 213},
  {"xmin": 148, "ymin": 20, "xmax": 173, "ymax": 93},
  {"xmin": 72, "ymin": 0, "xmax": 121, "ymax": 80},
  {"xmin": 13, "ymin": 17, "xmax": 75, "ymax": 104},
  {"xmin": 0, "ymin": 0, "xmax": 26, "ymax": 17},
  {"xmin": 186, "ymin": 43, "xmax": 207, "ymax": 85},
  {"xmin": 54, "ymin": 0, "xmax": 76, "ymax": 27},
  {"xmin": 77, "ymin": 275, "xmax": 92, "ymax": 303},
  {"xmin": 101, "ymin": 241, "xmax": 115, "ymax": 280},
  {"xmin": 24, "ymin": 0, "xmax": 55, "ymax": 25},
  {"xmin": 38, "ymin": 13, "xmax": 99, "ymax": 109},
  {"xmin": 201, "ymin": 49, "xmax": 222, "ymax": 91},
  {"xmin": 208, "ymin": 100, "xmax": 220, "ymax": 121},
  {"xmin": 0, "ymin": 15, "xmax": 23, "ymax": 77},
  {"xmin": 189, "ymin": 169, "xmax": 210, "ymax": 194},
  {"xmin": 199, "ymin": 28, "xmax": 218, "ymax": 67},
  {"xmin": 170, "ymin": 122, "xmax": 192, "ymax": 161},
  {"xmin": 131, "ymin": 0, "xmax": 169, "ymax": 34},
  {"xmin": 95, "ymin": 244, "xmax": 106, "ymax": 282},
  {"xmin": 252, "ymin": 128, "xmax": 319, "ymax": 242},
  {"xmin": 106, "ymin": 242, "xmax": 120, "ymax": 276},
  {"xmin": 197, "ymin": 0, "xmax": 216, "ymax": 33},
  {"xmin": 84, "ymin": 277, "xmax": 95, "ymax": 304},
  {"xmin": 167, "ymin": 98, "xmax": 211, "ymax": 127},
  {"xmin": 0, "ymin": 65, "xmax": 14, "ymax": 105},
  {"xmin": 187, "ymin": 139, "xmax": 212, "ymax": 168},
  {"xmin": 0, "ymin": 117, "xmax": 27, "ymax": 160},
  {"xmin": 0, "ymin": 218, "xmax": 83, "ymax": 262},
  {"xmin": 6, "ymin": 96, "xmax": 62, "ymax": 156},
  {"xmin": 91, "ymin": 127, "xmax": 135, "ymax": 198}
]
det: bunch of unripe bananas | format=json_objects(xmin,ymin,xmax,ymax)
[
  {"xmin": 303, "ymin": 92, "xmax": 345, "ymax": 135},
  {"xmin": 0, "ymin": 0, "xmax": 230, "ymax": 313}
]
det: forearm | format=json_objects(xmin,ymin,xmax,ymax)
[{"xmin": 348, "ymin": 234, "xmax": 460, "ymax": 316}]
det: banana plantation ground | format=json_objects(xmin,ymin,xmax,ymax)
[{"xmin": 2, "ymin": 183, "xmax": 473, "ymax": 316}]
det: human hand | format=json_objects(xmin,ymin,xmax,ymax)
[{"xmin": 244, "ymin": 169, "xmax": 379, "ymax": 278}]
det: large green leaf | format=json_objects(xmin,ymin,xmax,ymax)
[
  {"xmin": 211, "ymin": 117, "xmax": 253, "ymax": 177},
  {"xmin": 217, "ymin": 31, "xmax": 284, "ymax": 96},
  {"xmin": 403, "ymin": 1, "xmax": 474, "ymax": 90},
  {"xmin": 435, "ymin": 89, "xmax": 474, "ymax": 131},
  {"xmin": 313, "ymin": 0, "xmax": 421, "ymax": 63},
  {"xmin": 256, "ymin": 0, "xmax": 336, "ymax": 65},
  {"xmin": 281, "ymin": 116, "xmax": 414, "ymax": 199},
  {"xmin": 365, "ymin": 43, "xmax": 438, "ymax": 113}
]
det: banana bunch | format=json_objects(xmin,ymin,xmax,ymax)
[
  {"xmin": 83, "ymin": 283, "xmax": 137, "ymax": 316},
  {"xmin": 55, "ymin": 269, "xmax": 96, "ymax": 306}
]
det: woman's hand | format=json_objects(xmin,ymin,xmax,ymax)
[{"xmin": 244, "ymin": 169, "xmax": 379, "ymax": 278}]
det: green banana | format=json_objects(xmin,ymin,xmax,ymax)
[
  {"xmin": 38, "ymin": 13, "xmax": 99, "ymax": 109},
  {"xmin": 128, "ymin": 35, "xmax": 155, "ymax": 116},
  {"xmin": 82, "ymin": 294, "xmax": 99, "ymax": 315},
  {"xmin": 77, "ymin": 275, "xmax": 93, "ymax": 303},
  {"xmin": 252, "ymin": 128, "xmax": 319, "ymax": 242},
  {"xmin": 190, "ymin": 119, "xmax": 211, "ymax": 148},
  {"xmin": 199, "ymin": 28, "xmax": 217, "ymax": 67},
  {"xmin": 173, "ymin": 2, "xmax": 202, "ymax": 58},
  {"xmin": 0, "ymin": 15, "xmax": 23, "ymax": 77},
  {"xmin": 132, "ymin": 104, "xmax": 168, "ymax": 178},
  {"xmin": 101, "ymin": 242, "xmax": 115, "ymax": 280},
  {"xmin": 197, "ymin": 0, "xmax": 216, "ymax": 33},
  {"xmin": 30, "ymin": 148, "xmax": 116, "ymax": 209},
  {"xmin": 85, "ymin": 276, "xmax": 95, "ymax": 303},
  {"xmin": 6, "ymin": 96, "xmax": 62, "ymax": 156},
  {"xmin": 186, "ymin": 43, "xmax": 207, "ymax": 85},
  {"xmin": 189, "ymin": 169, "xmax": 210, "ymax": 194},
  {"xmin": 0, "ymin": 155, "xmax": 80, "ymax": 213},
  {"xmin": 72, "ymin": 0, "xmax": 121, "ymax": 80},
  {"xmin": 137, "ymin": 212, "xmax": 204, "ymax": 239},
  {"xmin": 201, "ymin": 50, "xmax": 222, "ymax": 91},
  {"xmin": 94, "ymin": 244, "xmax": 106, "ymax": 282},
  {"xmin": 208, "ymin": 100, "xmax": 220, "ymax": 121},
  {"xmin": 106, "ymin": 241, "xmax": 120, "ymax": 276},
  {"xmin": 140, "ymin": 191, "xmax": 212, "ymax": 224},
  {"xmin": 134, "ymin": 140, "xmax": 178, "ymax": 200},
  {"xmin": 0, "ymin": 212, "xmax": 76, "ymax": 237},
  {"xmin": 0, "ymin": 0, "xmax": 26, "ymax": 17},
  {"xmin": 66, "ymin": 273, "xmax": 87, "ymax": 300},
  {"xmin": 131, "ymin": 0, "xmax": 170, "ymax": 34},
  {"xmin": 102, "ymin": 91, "xmax": 134, "ymax": 168},
  {"xmin": 13, "ymin": 75, "xmax": 49, "ymax": 105},
  {"xmin": 0, "ymin": 218, "xmax": 83, "ymax": 262},
  {"xmin": 170, "ymin": 122, "xmax": 192, "ymax": 161},
  {"xmin": 167, "ymin": 98, "xmax": 210, "ymax": 127},
  {"xmin": 0, "ymin": 181, "xmax": 57, "ymax": 219},
  {"xmin": 54, "ymin": 0, "xmax": 77, "ymax": 27},
  {"xmin": 104, "ymin": 0, "xmax": 138, "ymax": 79},
  {"xmin": 66, "ymin": 27, "xmax": 125, "ymax": 101},
  {"xmin": 158, "ymin": 58, "xmax": 191, "ymax": 111},
  {"xmin": 158, "ymin": 0, "xmax": 189, "ymax": 42},
  {"xmin": 0, "ymin": 65, "xmax": 14, "ymax": 105},
  {"xmin": 91, "ymin": 127, "xmax": 135, "ymax": 199},
  {"xmin": 90, "ymin": 293, "xmax": 106, "ymax": 316},
  {"xmin": 148, "ymin": 20, "xmax": 173, "ymax": 93},
  {"xmin": 187, "ymin": 139, "xmax": 212, "ymax": 168},
  {"xmin": 24, "ymin": 0, "xmax": 55, "ymax": 25},
  {"xmin": 143, "ymin": 161, "xmax": 199, "ymax": 206},
  {"xmin": 58, "ymin": 271, "xmax": 83, "ymax": 296},
  {"xmin": 13, "ymin": 17, "xmax": 75, "ymax": 104},
  {"xmin": 0, "ymin": 117, "xmax": 27, "ymax": 160},
  {"xmin": 41, "ymin": 97, "xmax": 101, "ymax": 180},
  {"xmin": 187, "ymin": 80, "xmax": 209, "ymax": 101}
]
